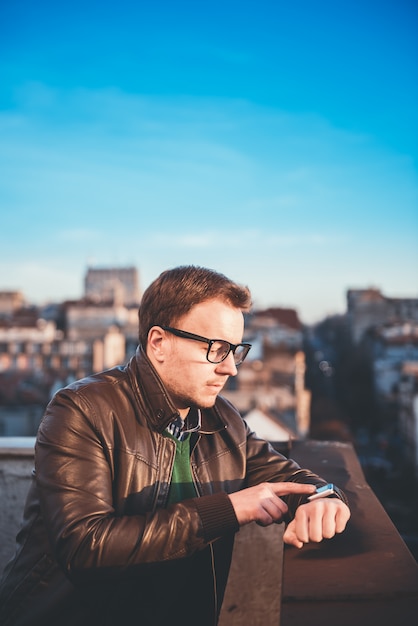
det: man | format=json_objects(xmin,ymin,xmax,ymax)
[{"xmin": 0, "ymin": 265, "xmax": 350, "ymax": 626}]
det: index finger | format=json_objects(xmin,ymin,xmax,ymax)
[{"xmin": 269, "ymin": 482, "xmax": 317, "ymax": 496}]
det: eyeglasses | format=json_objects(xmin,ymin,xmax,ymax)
[{"xmin": 160, "ymin": 326, "xmax": 252, "ymax": 366}]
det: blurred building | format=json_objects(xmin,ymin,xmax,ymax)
[
  {"xmin": 399, "ymin": 362, "xmax": 418, "ymax": 478},
  {"xmin": 370, "ymin": 322, "xmax": 418, "ymax": 477},
  {"xmin": 372, "ymin": 323, "xmax": 418, "ymax": 397},
  {"xmin": 223, "ymin": 306, "xmax": 311, "ymax": 442},
  {"xmin": 0, "ymin": 312, "xmax": 125, "ymax": 381},
  {"xmin": 84, "ymin": 266, "xmax": 141, "ymax": 306},
  {"xmin": 0, "ymin": 267, "xmax": 142, "ymax": 436},
  {"xmin": 344, "ymin": 286, "xmax": 418, "ymax": 479},
  {"xmin": 0, "ymin": 292, "xmax": 25, "ymax": 318},
  {"xmin": 64, "ymin": 300, "xmax": 138, "ymax": 357},
  {"xmin": 347, "ymin": 288, "xmax": 418, "ymax": 344}
]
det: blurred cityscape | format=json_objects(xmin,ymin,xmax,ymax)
[{"xmin": 0, "ymin": 266, "xmax": 417, "ymax": 560}]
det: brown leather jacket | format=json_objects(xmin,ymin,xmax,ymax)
[{"xmin": 0, "ymin": 347, "xmax": 346, "ymax": 626}]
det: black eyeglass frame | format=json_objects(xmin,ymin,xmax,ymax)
[{"xmin": 159, "ymin": 325, "xmax": 252, "ymax": 365}]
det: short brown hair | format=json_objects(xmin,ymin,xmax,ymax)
[{"xmin": 138, "ymin": 265, "xmax": 252, "ymax": 346}]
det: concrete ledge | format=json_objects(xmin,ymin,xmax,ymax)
[
  {"xmin": 281, "ymin": 440, "xmax": 418, "ymax": 626},
  {"xmin": 0, "ymin": 445, "xmax": 34, "ymax": 572},
  {"xmin": 219, "ymin": 522, "xmax": 284, "ymax": 626},
  {"xmin": 0, "ymin": 437, "xmax": 35, "ymax": 456}
]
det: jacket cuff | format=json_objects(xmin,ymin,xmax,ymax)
[
  {"xmin": 332, "ymin": 485, "xmax": 350, "ymax": 507},
  {"xmin": 194, "ymin": 492, "xmax": 240, "ymax": 541}
]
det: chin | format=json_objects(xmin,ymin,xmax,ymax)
[{"xmin": 201, "ymin": 396, "xmax": 218, "ymax": 408}]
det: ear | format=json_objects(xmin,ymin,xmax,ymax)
[{"xmin": 147, "ymin": 326, "xmax": 169, "ymax": 364}]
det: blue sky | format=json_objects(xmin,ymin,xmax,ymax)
[{"xmin": 1, "ymin": 0, "xmax": 417, "ymax": 323}]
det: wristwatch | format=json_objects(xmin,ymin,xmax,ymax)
[{"xmin": 307, "ymin": 483, "xmax": 338, "ymax": 501}]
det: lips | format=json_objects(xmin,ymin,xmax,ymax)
[{"xmin": 207, "ymin": 381, "xmax": 226, "ymax": 391}]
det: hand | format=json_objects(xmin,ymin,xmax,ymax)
[
  {"xmin": 228, "ymin": 482, "xmax": 316, "ymax": 527},
  {"xmin": 283, "ymin": 498, "xmax": 350, "ymax": 548}
]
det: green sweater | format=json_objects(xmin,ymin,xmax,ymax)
[{"xmin": 164, "ymin": 431, "xmax": 197, "ymax": 505}]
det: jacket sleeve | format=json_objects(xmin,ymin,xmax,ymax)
[
  {"xmin": 35, "ymin": 389, "xmax": 238, "ymax": 583},
  {"xmin": 243, "ymin": 422, "xmax": 349, "ymax": 517}
]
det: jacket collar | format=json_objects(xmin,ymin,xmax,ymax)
[{"xmin": 129, "ymin": 345, "xmax": 227, "ymax": 435}]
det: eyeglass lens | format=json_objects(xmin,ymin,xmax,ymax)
[{"xmin": 208, "ymin": 341, "xmax": 248, "ymax": 365}]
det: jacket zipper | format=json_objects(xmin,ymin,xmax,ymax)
[
  {"xmin": 190, "ymin": 436, "xmax": 218, "ymax": 624},
  {"xmin": 153, "ymin": 435, "xmax": 176, "ymax": 511}
]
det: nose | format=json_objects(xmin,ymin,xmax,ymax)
[{"xmin": 215, "ymin": 351, "xmax": 238, "ymax": 376}]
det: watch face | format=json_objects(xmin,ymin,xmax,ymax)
[{"xmin": 307, "ymin": 483, "xmax": 335, "ymax": 501}]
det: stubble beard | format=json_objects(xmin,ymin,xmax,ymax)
[{"xmin": 166, "ymin": 383, "xmax": 219, "ymax": 413}]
